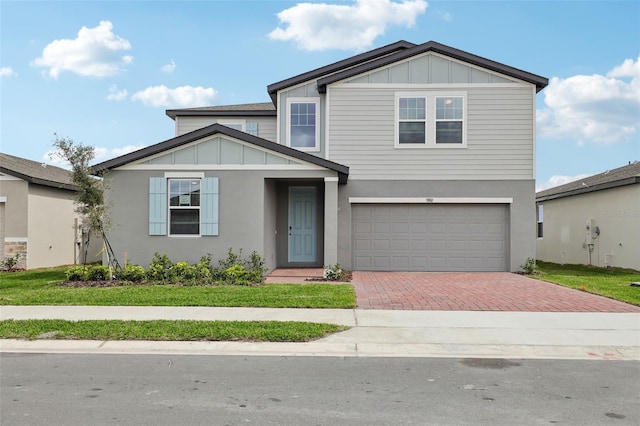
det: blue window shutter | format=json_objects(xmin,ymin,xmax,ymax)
[
  {"xmin": 246, "ymin": 121, "xmax": 258, "ymax": 136},
  {"xmin": 149, "ymin": 177, "xmax": 167, "ymax": 235},
  {"xmin": 201, "ymin": 177, "xmax": 219, "ymax": 236}
]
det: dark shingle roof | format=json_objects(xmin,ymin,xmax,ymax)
[
  {"xmin": 166, "ymin": 102, "xmax": 276, "ymax": 119},
  {"xmin": 0, "ymin": 152, "xmax": 78, "ymax": 191},
  {"xmin": 91, "ymin": 124, "xmax": 349, "ymax": 183},
  {"xmin": 536, "ymin": 161, "xmax": 640, "ymax": 202}
]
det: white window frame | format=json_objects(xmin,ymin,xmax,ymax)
[
  {"xmin": 168, "ymin": 178, "xmax": 201, "ymax": 237},
  {"xmin": 394, "ymin": 91, "xmax": 467, "ymax": 148},
  {"xmin": 286, "ymin": 97, "xmax": 320, "ymax": 152},
  {"xmin": 537, "ymin": 204, "xmax": 544, "ymax": 239}
]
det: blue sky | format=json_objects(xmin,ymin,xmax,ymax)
[{"xmin": 1, "ymin": 0, "xmax": 638, "ymax": 190}]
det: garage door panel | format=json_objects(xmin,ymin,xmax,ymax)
[
  {"xmin": 352, "ymin": 204, "xmax": 508, "ymax": 272},
  {"xmin": 373, "ymin": 257, "xmax": 390, "ymax": 268}
]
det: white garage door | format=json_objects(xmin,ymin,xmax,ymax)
[{"xmin": 352, "ymin": 204, "xmax": 508, "ymax": 271}]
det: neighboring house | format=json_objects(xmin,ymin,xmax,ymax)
[
  {"xmin": 536, "ymin": 162, "xmax": 640, "ymax": 270},
  {"xmin": 0, "ymin": 153, "xmax": 101, "ymax": 269},
  {"xmin": 93, "ymin": 40, "xmax": 548, "ymax": 273}
]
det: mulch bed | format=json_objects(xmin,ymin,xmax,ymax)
[{"xmin": 58, "ymin": 280, "xmax": 151, "ymax": 288}]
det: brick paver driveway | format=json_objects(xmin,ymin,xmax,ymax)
[{"xmin": 352, "ymin": 272, "xmax": 640, "ymax": 312}]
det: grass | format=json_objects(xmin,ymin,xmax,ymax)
[
  {"xmin": 0, "ymin": 267, "xmax": 356, "ymax": 308},
  {"xmin": 0, "ymin": 319, "xmax": 348, "ymax": 342},
  {"xmin": 535, "ymin": 261, "xmax": 640, "ymax": 306}
]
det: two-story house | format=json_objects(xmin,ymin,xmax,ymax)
[{"xmin": 93, "ymin": 41, "xmax": 548, "ymax": 272}]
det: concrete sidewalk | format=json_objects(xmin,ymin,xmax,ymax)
[{"xmin": 1, "ymin": 306, "xmax": 639, "ymax": 360}]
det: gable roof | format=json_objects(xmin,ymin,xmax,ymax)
[
  {"xmin": 0, "ymin": 152, "xmax": 78, "ymax": 191},
  {"xmin": 91, "ymin": 124, "xmax": 350, "ymax": 183},
  {"xmin": 536, "ymin": 161, "xmax": 640, "ymax": 202},
  {"xmin": 267, "ymin": 40, "xmax": 416, "ymax": 103},
  {"xmin": 316, "ymin": 41, "xmax": 548, "ymax": 93},
  {"xmin": 166, "ymin": 102, "xmax": 276, "ymax": 120}
]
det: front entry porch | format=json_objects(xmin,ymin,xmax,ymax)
[{"xmin": 264, "ymin": 177, "xmax": 339, "ymax": 270}]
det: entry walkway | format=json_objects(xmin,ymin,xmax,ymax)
[{"xmin": 1, "ymin": 306, "xmax": 639, "ymax": 360}]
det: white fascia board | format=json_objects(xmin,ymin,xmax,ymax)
[
  {"xmin": 120, "ymin": 164, "xmax": 328, "ymax": 171},
  {"xmin": 0, "ymin": 196, "xmax": 6, "ymax": 202},
  {"xmin": 348, "ymin": 197, "xmax": 513, "ymax": 204}
]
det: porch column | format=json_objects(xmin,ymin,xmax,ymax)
[{"xmin": 324, "ymin": 177, "xmax": 339, "ymax": 266}]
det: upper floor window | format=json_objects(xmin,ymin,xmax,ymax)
[
  {"xmin": 398, "ymin": 97, "xmax": 426, "ymax": 144},
  {"xmin": 435, "ymin": 96, "xmax": 464, "ymax": 144},
  {"xmin": 395, "ymin": 92, "xmax": 466, "ymax": 148},
  {"xmin": 287, "ymin": 98, "xmax": 319, "ymax": 151},
  {"xmin": 219, "ymin": 121, "xmax": 259, "ymax": 136}
]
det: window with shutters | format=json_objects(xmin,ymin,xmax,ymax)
[{"xmin": 149, "ymin": 176, "xmax": 218, "ymax": 237}]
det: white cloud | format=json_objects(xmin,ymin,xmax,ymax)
[
  {"xmin": 268, "ymin": 0, "xmax": 428, "ymax": 51},
  {"xmin": 106, "ymin": 84, "xmax": 128, "ymax": 101},
  {"xmin": 0, "ymin": 67, "xmax": 17, "ymax": 78},
  {"xmin": 93, "ymin": 145, "xmax": 146, "ymax": 162},
  {"xmin": 161, "ymin": 59, "xmax": 176, "ymax": 73},
  {"xmin": 32, "ymin": 21, "xmax": 133, "ymax": 78},
  {"xmin": 536, "ymin": 174, "xmax": 590, "ymax": 192},
  {"xmin": 537, "ymin": 56, "xmax": 640, "ymax": 145},
  {"xmin": 131, "ymin": 85, "xmax": 218, "ymax": 108}
]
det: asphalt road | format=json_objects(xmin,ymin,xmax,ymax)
[{"xmin": 1, "ymin": 354, "xmax": 638, "ymax": 425}]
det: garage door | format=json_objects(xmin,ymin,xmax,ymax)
[{"xmin": 352, "ymin": 204, "xmax": 508, "ymax": 271}]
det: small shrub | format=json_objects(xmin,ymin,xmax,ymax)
[
  {"xmin": 223, "ymin": 264, "xmax": 250, "ymax": 285},
  {"xmin": 87, "ymin": 265, "xmax": 109, "ymax": 281},
  {"xmin": 1, "ymin": 253, "xmax": 21, "ymax": 271},
  {"xmin": 119, "ymin": 264, "xmax": 146, "ymax": 282},
  {"xmin": 146, "ymin": 253, "xmax": 175, "ymax": 284},
  {"xmin": 66, "ymin": 266, "xmax": 87, "ymax": 281},
  {"xmin": 323, "ymin": 263, "xmax": 343, "ymax": 281},
  {"xmin": 520, "ymin": 258, "xmax": 538, "ymax": 275},
  {"xmin": 219, "ymin": 247, "xmax": 242, "ymax": 269}
]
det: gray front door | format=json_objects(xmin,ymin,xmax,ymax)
[{"xmin": 288, "ymin": 186, "xmax": 317, "ymax": 263}]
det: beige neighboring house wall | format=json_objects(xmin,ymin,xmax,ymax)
[
  {"xmin": 0, "ymin": 153, "xmax": 102, "ymax": 269},
  {"xmin": 536, "ymin": 162, "xmax": 640, "ymax": 271}
]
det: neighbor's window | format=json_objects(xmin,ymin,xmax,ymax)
[
  {"xmin": 169, "ymin": 179, "xmax": 200, "ymax": 235},
  {"xmin": 398, "ymin": 97, "xmax": 427, "ymax": 144},
  {"xmin": 288, "ymin": 99, "xmax": 319, "ymax": 151},
  {"xmin": 435, "ymin": 96, "xmax": 464, "ymax": 144},
  {"xmin": 537, "ymin": 204, "xmax": 544, "ymax": 238}
]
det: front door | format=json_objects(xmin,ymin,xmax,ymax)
[{"xmin": 288, "ymin": 186, "xmax": 317, "ymax": 263}]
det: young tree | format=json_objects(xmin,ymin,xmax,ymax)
[{"xmin": 52, "ymin": 135, "xmax": 117, "ymax": 278}]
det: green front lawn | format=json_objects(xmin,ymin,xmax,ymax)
[
  {"xmin": 0, "ymin": 267, "xmax": 356, "ymax": 308},
  {"xmin": 0, "ymin": 319, "xmax": 348, "ymax": 342},
  {"xmin": 535, "ymin": 261, "xmax": 640, "ymax": 306}
]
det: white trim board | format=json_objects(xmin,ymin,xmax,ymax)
[
  {"xmin": 348, "ymin": 197, "xmax": 513, "ymax": 204},
  {"xmin": 119, "ymin": 164, "xmax": 328, "ymax": 171}
]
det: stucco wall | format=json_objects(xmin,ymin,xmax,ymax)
[
  {"xmin": 0, "ymin": 179, "xmax": 28, "ymax": 238},
  {"xmin": 27, "ymin": 185, "xmax": 78, "ymax": 268},
  {"xmin": 336, "ymin": 179, "xmax": 535, "ymax": 272},
  {"xmin": 536, "ymin": 185, "xmax": 640, "ymax": 270},
  {"xmin": 106, "ymin": 168, "xmax": 335, "ymax": 268}
]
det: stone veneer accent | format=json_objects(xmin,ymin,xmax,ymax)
[{"xmin": 3, "ymin": 239, "xmax": 27, "ymax": 269}]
